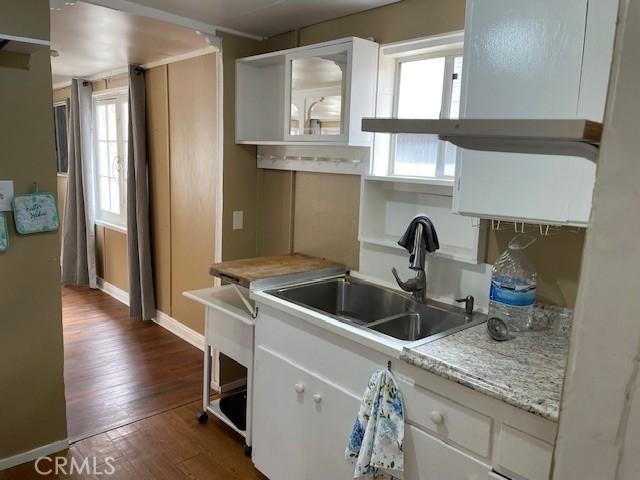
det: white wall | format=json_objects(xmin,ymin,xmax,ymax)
[{"xmin": 553, "ymin": 1, "xmax": 640, "ymax": 478}]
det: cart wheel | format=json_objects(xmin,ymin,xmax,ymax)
[
  {"xmin": 196, "ymin": 410, "xmax": 208, "ymax": 424},
  {"xmin": 244, "ymin": 444, "xmax": 252, "ymax": 457}
]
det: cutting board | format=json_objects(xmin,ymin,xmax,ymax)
[{"xmin": 210, "ymin": 253, "xmax": 346, "ymax": 289}]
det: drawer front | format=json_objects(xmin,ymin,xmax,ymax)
[
  {"xmin": 405, "ymin": 425, "xmax": 490, "ymax": 480},
  {"xmin": 495, "ymin": 425, "xmax": 553, "ymax": 480},
  {"xmin": 400, "ymin": 378, "xmax": 492, "ymax": 457}
]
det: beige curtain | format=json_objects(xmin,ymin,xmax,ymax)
[
  {"xmin": 61, "ymin": 79, "xmax": 97, "ymax": 288},
  {"xmin": 127, "ymin": 65, "xmax": 156, "ymax": 320}
]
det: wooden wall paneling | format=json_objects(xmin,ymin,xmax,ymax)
[
  {"xmin": 220, "ymin": 32, "xmax": 261, "ymax": 261},
  {"xmin": 168, "ymin": 54, "xmax": 218, "ymax": 334},
  {"xmin": 104, "ymin": 229, "xmax": 129, "ymax": 292},
  {"xmin": 257, "ymin": 169, "xmax": 295, "ymax": 256},
  {"xmin": 52, "ymin": 86, "xmax": 70, "ymax": 103},
  {"xmin": 293, "ymin": 172, "xmax": 361, "ymax": 270},
  {"xmin": 145, "ymin": 65, "xmax": 172, "ymax": 316}
]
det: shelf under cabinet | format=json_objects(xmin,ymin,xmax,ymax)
[{"xmin": 362, "ymin": 118, "xmax": 602, "ymax": 162}]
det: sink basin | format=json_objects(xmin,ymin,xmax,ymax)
[
  {"xmin": 369, "ymin": 306, "xmax": 469, "ymax": 342},
  {"xmin": 268, "ymin": 277, "xmax": 486, "ymax": 343},
  {"xmin": 270, "ymin": 276, "xmax": 413, "ymax": 325}
]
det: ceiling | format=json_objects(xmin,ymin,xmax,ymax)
[
  {"xmin": 50, "ymin": 0, "xmax": 400, "ymax": 88},
  {"xmin": 51, "ymin": 2, "xmax": 208, "ymax": 86},
  {"xmin": 50, "ymin": 2, "xmax": 209, "ymax": 87},
  {"xmin": 109, "ymin": 0, "xmax": 401, "ymax": 38}
]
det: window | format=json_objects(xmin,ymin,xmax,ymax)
[
  {"xmin": 53, "ymin": 103, "xmax": 68, "ymax": 174},
  {"xmin": 391, "ymin": 51, "xmax": 463, "ymax": 178},
  {"xmin": 93, "ymin": 90, "xmax": 128, "ymax": 229}
]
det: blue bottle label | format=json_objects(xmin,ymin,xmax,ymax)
[{"xmin": 490, "ymin": 278, "xmax": 536, "ymax": 307}]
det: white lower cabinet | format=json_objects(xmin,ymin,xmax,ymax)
[
  {"xmin": 405, "ymin": 425, "xmax": 490, "ymax": 480},
  {"xmin": 252, "ymin": 345, "xmax": 360, "ymax": 480},
  {"xmin": 251, "ymin": 304, "xmax": 557, "ymax": 480}
]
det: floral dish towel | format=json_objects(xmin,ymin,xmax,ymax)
[{"xmin": 345, "ymin": 368, "xmax": 404, "ymax": 480}]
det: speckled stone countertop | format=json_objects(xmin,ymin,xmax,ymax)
[{"xmin": 400, "ymin": 306, "xmax": 572, "ymax": 422}]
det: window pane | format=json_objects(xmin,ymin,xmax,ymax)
[
  {"xmin": 54, "ymin": 105, "xmax": 68, "ymax": 173},
  {"xmin": 96, "ymin": 105, "xmax": 108, "ymax": 141},
  {"xmin": 98, "ymin": 142, "xmax": 109, "ymax": 176},
  {"xmin": 107, "ymin": 104, "xmax": 117, "ymax": 141},
  {"xmin": 108, "ymin": 143, "xmax": 119, "ymax": 178},
  {"xmin": 109, "ymin": 179, "xmax": 120, "ymax": 214},
  {"xmin": 394, "ymin": 134, "xmax": 439, "ymax": 177},
  {"xmin": 99, "ymin": 177, "xmax": 110, "ymax": 212},
  {"xmin": 397, "ymin": 57, "xmax": 445, "ymax": 119},
  {"xmin": 443, "ymin": 141, "xmax": 457, "ymax": 177},
  {"xmin": 449, "ymin": 56, "xmax": 463, "ymax": 119}
]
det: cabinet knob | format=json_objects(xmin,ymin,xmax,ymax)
[
  {"xmin": 430, "ymin": 410, "xmax": 444, "ymax": 425},
  {"xmin": 295, "ymin": 383, "xmax": 305, "ymax": 394},
  {"xmin": 313, "ymin": 393, "xmax": 322, "ymax": 404}
]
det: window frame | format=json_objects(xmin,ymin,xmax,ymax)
[
  {"xmin": 389, "ymin": 47, "xmax": 463, "ymax": 179},
  {"xmin": 92, "ymin": 88, "xmax": 129, "ymax": 231}
]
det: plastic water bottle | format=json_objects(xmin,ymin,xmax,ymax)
[{"xmin": 488, "ymin": 234, "xmax": 537, "ymax": 338}]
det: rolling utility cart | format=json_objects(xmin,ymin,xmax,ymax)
[
  {"xmin": 183, "ymin": 285, "xmax": 256, "ymax": 456},
  {"xmin": 184, "ymin": 254, "xmax": 346, "ymax": 457}
]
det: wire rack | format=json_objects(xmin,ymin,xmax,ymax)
[{"xmin": 471, "ymin": 219, "xmax": 583, "ymax": 236}]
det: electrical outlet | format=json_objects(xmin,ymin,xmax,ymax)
[{"xmin": 232, "ymin": 210, "xmax": 244, "ymax": 230}]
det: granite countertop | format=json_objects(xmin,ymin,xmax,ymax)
[{"xmin": 400, "ymin": 306, "xmax": 572, "ymax": 422}]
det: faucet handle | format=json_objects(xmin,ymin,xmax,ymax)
[
  {"xmin": 455, "ymin": 295, "xmax": 475, "ymax": 315},
  {"xmin": 391, "ymin": 267, "xmax": 419, "ymax": 292}
]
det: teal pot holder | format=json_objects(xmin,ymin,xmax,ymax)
[
  {"xmin": 12, "ymin": 191, "xmax": 60, "ymax": 235},
  {"xmin": 0, "ymin": 213, "xmax": 8, "ymax": 252}
]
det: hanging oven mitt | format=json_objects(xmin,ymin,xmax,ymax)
[{"xmin": 345, "ymin": 368, "xmax": 405, "ymax": 480}]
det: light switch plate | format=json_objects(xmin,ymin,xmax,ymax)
[
  {"xmin": 0, "ymin": 181, "xmax": 14, "ymax": 211},
  {"xmin": 232, "ymin": 210, "xmax": 244, "ymax": 230}
]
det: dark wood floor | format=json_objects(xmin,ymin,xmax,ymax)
[
  {"xmin": 62, "ymin": 286, "xmax": 203, "ymax": 440},
  {"xmin": 0, "ymin": 401, "xmax": 266, "ymax": 480}
]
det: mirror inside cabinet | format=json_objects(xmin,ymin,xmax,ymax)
[{"xmin": 289, "ymin": 51, "xmax": 347, "ymax": 137}]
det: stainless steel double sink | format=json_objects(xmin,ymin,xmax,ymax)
[{"xmin": 268, "ymin": 276, "xmax": 486, "ymax": 344}]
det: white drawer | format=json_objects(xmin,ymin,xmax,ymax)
[
  {"xmin": 405, "ymin": 425, "xmax": 490, "ymax": 480},
  {"xmin": 400, "ymin": 378, "xmax": 492, "ymax": 458},
  {"xmin": 495, "ymin": 425, "xmax": 553, "ymax": 480}
]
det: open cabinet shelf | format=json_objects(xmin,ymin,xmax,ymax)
[{"xmin": 358, "ymin": 176, "xmax": 484, "ymax": 266}]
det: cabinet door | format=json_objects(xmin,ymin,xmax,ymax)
[
  {"xmin": 404, "ymin": 425, "xmax": 490, "ymax": 480},
  {"xmin": 252, "ymin": 345, "xmax": 360, "ymax": 480},
  {"xmin": 454, "ymin": 0, "xmax": 591, "ymax": 225}
]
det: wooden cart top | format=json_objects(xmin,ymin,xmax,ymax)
[{"xmin": 210, "ymin": 253, "xmax": 346, "ymax": 289}]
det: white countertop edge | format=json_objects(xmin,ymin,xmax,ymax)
[{"xmin": 250, "ymin": 290, "xmax": 405, "ymax": 359}]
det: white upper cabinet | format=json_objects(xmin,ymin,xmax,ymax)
[
  {"xmin": 453, "ymin": 0, "xmax": 618, "ymax": 226},
  {"xmin": 236, "ymin": 37, "xmax": 379, "ymax": 146}
]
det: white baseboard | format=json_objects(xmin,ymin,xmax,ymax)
[
  {"xmin": 95, "ymin": 277, "xmax": 204, "ymax": 351},
  {"xmin": 153, "ymin": 310, "xmax": 204, "ymax": 351},
  {"xmin": 0, "ymin": 439, "xmax": 69, "ymax": 471},
  {"xmin": 96, "ymin": 277, "xmax": 129, "ymax": 306}
]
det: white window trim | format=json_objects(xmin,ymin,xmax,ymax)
[
  {"xmin": 92, "ymin": 88, "xmax": 129, "ymax": 231},
  {"xmin": 95, "ymin": 219, "xmax": 128, "ymax": 235},
  {"xmin": 370, "ymin": 31, "xmax": 464, "ymax": 183}
]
